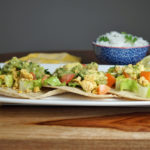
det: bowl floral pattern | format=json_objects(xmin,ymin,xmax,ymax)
[{"xmin": 93, "ymin": 42, "xmax": 149, "ymax": 65}]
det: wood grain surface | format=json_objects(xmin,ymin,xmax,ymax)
[
  {"xmin": 1, "ymin": 106, "xmax": 150, "ymax": 150},
  {"xmin": 35, "ymin": 112, "xmax": 150, "ymax": 132}
]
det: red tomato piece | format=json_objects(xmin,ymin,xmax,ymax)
[
  {"xmin": 140, "ymin": 71, "xmax": 150, "ymax": 82},
  {"xmin": 60, "ymin": 74, "xmax": 75, "ymax": 84},
  {"xmin": 82, "ymin": 64, "xmax": 86, "ymax": 67},
  {"xmin": 42, "ymin": 75, "xmax": 49, "ymax": 83},
  {"xmin": 105, "ymin": 73, "xmax": 116, "ymax": 87},
  {"xmin": 97, "ymin": 85, "xmax": 110, "ymax": 95},
  {"xmin": 30, "ymin": 72, "xmax": 36, "ymax": 80},
  {"xmin": 123, "ymin": 71, "xmax": 130, "ymax": 78}
]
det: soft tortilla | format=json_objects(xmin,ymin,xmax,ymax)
[
  {"xmin": 109, "ymin": 89, "xmax": 150, "ymax": 101},
  {"xmin": 47, "ymin": 86, "xmax": 116, "ymax": 98},
  {"xmin": 0, "ymin": 87, "xmax": 65, "ymax": 99}
]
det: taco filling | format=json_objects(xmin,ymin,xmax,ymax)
[
  {"xmin": 44, "ymin": 62, "xmax": 115, "ymax": 96},
  {"xmin": 0, "ymin": 57, "xmax": 65, "ymax": 98},
  {"xmin": 108, "ymin": 63, "xmax": 150, "ymax": 98}
]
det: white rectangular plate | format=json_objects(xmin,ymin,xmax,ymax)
[{"xmin": 1, "ymin": 63, "xmax": 150, "ymax": 106}]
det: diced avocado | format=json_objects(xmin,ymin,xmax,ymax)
[
  {"xmin": 4, "ymin": 75, "xmax": 14, "ymax": 88},
  {"xmin": 114, "ymin": 75, "xmax": 124, "ymax": 90},
  {"xmin": 136, "ymin": 84, "xmax": 150, "ymax": 98},
  {"xmin": 44, "ymin": 76, "xmax": 61, "ymax": 86},
  {"xmin": 116, "ymin": 76, "xmax": 138, "ymax": 92},
  {"xmin": 19, "ymin": 80, "xmax": 34, "ymax": 92},
  {"xmin": 120, "ymin": 79, "xmax": 138, "ymax": 92},
  {"xmin": 33, "ymin": 79, "xmax": 42, "ymax": 88},
  {"xmin": 116, "ymin": 75, "xmax": 150, "ymax": 98}
]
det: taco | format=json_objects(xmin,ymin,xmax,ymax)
[
  {"xmin": 43, "ymin": 62, "xmax": 116, "ymax": 98},
  {"xmin": 107, "ymin": 63, "xmax": 150, "ymax": 100},
  {"xmin": 0, "ymin": 57, "xmax": 65, "ymax": 99}
]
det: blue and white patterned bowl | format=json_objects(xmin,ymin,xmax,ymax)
[{"xmin": 92, "ymin": 41, "xmax": 150, "ymax": 65}]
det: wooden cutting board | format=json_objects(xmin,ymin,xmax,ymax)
[{"xmin": 1, "ymin": 106, "xmax": 150, "ymax": 150}]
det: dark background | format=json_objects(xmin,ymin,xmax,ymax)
[{"xmin": 0, "ymin": 0, "xmax": 149, "ymax": 54}]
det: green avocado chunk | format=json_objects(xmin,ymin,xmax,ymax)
[
  {"xmin": 4, "ymin": 75, "xmax": 14, "ymax": 88},
  {"xmin": 33, "ymin": 79, "xmax": 42, "ymax": 88},
  {"xmin": 116, "ymin": 76, "xmax": 138, "ymax": 92},
  {"xmin": 19, "ymin": 80, "xmax": 34, "ymax": 92},
  {"xmin": 44, "ymin": 76, "xmax": 61, "ymax": 86},
  {"xmin": 19, "ymin": 79, "xmax": 42, "ymax": 92},
  {"xmin": 116, "ymin": 76, "xmax": 150, "ymax": 98},
  {"xmin": 136, "ymin": 84, "xmax": 150, "ymax": 98}
]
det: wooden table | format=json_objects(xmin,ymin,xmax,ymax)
[{"xmin": 1, "ymin": 50, "xmax": 150, "ymax": 150}]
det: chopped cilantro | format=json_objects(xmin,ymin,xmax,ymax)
[
  {"xmin": 133, "ymin": 37, "xmax": 137, "ymax": 43},
  {"xmin": 68, "ymin": 82, "xmax": 80, "ymax": 87},
  {"xmin": 123, "ymin": 33, "xmax": 137, "ymax": 44},
  {"xmin": 99, "ymin": 36, "xmax": 109, "ymax": 42},
  {"xmin": 44, "ymin": 69, "xmax": 51, "ymax": 75}
]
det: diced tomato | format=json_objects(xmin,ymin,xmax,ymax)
[
  {"xmin": 30, "ymin": 72, "xmax": 36, "ymax": 80},
  {"xmin": 42, "ymin": 75, "xmax": 49, "ymax": 83},
  {"xmin": 82, "ymin": 64, "xmax": 86, "ymax": 67},
  {"xmin": 60, "ymin": 74, "xmax": 75, "ymax": 84},
  {"xmin": 123, "ymin": 71, "xmax": 130, "ymax": 78},
  {"xmin": 140, "ymin": 71, "xmax": 150, "ymax": 82},
  {"xmin": 105, "ymin": 73, "xmax": 116, "ymax": 87},
  {"xmin": 97, "ymin": 85, "xmax": 110, "ymax": 95}
]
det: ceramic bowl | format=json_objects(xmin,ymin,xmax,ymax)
[{"xmin": 92, "ymin": 41, "xmax": 150, "ymax": 65}]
